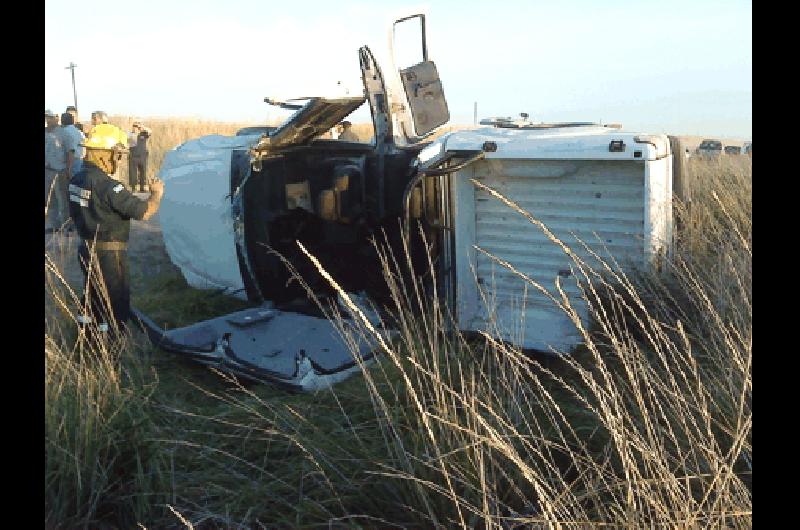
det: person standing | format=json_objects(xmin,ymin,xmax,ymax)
[
  {"xmin": 87, "ymin": 110, "xmax": 128, "ymax": 184},
  {"xmin": 45, "ymin": 109, "xmax": 67, "ymax": 231},
  {"xmin": 337, "ymin": 121, "xmax": 358, "ymax": 141},
  {"xmin": 88, "ymin": 111, "xmax": 127, "ymax": 143},
  {"xmin": 58, "ymin": 112, "xmax": 85, "ymax": 177},
  {"xmin": 66, "ymin": 105, "xmax": 87, "ymax": 135},
  {"xmin": 89, "ymin": 110, "xmax": 109, "ymax": 130},
  {"xmin": 128, "ymin": 121, "xmax": 152, "ymax": 192},
  {"xmin": 52, "ymin": 112, "xmax": 86, "ymax": 229},
  {"xmin": 57, "ymin": 112, "xmax": 86, "ymax": 233},
  {"xmin": 69, "ymin": 124, "xmax": 164, "ymax": 343}
]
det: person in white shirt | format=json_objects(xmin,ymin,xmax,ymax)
[
  {"xmin": 58, "ymin": 112, "xmax": 85, "ymax": 177},
  {"xmin": 51, "ymin": 112, "xmax": 85, "ymax": 229},
  {"xmin": 45, "ymin": 110, "xmax": 67, "ymax": 231},
  {"xmin": 66, "ymin": 105, "xmax": 85, "ymax": 134}
]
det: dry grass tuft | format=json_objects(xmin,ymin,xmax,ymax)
[{"xmin": 45, "ymin": 234, "xmax": 169, "ymax": 527}]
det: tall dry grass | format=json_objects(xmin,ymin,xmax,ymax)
[
  {"xmin": 45, "ymin": 115, "xmax": 751, "ymax": 528},
  {"xmin": 45, "ymin": 225, "xmax": 170, "ymax": 527},
  {"xmin": 149, "ymin": 156, "xmax": 750, "ymax": 527}
]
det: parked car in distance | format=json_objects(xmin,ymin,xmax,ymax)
[
  {"xmin": 697, "ymin": 139, "xmax": 723, "ymax": 157},
  {"xmin": 724, "ymin": 145, "xmax": 742, "ymax": 155},
  {"xmin": 743, "ymin": 141, "xmax": 752, "ymax": 156}
]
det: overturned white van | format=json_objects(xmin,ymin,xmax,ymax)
[{"xmin": 136, "ymin": 13, "xmax": 679, "ymax": 390}]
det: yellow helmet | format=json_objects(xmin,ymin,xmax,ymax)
[{"xmin": 84, "ymin": 123, "xmax": 129, "ymax": 151}]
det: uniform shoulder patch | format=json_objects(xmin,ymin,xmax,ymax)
[{"xmin": 112, "ymin": 184, "xmax": 124, "ymax": 193}]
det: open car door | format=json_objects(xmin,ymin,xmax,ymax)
[
  {"xmin": 132, "ymin": 300, "xmax": 384, "ymax": 392},
  {"xmin": 387, "ymin": 13, "xmax": 450, "ymax": 144}
]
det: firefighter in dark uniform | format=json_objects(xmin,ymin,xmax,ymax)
[{"xmin": 69, "ymin": 125, "xmax": 164, "ymax": 342}]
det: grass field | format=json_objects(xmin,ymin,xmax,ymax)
[{"xmin": 45, "ymin": 120, "xmax": 752, "ymax": 528}]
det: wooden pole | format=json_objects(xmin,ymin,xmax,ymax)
[{"xmin": 65, "ymin": 62, "xmax": 78, "ymax": 111}]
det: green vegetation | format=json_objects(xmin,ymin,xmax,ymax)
[{"xmin": 45, "ymin": 146, "xmax": 751, "ymax": 528}]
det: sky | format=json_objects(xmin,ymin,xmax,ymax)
[{"xmin": 45, "ymin": 0, "xmax": 752, "ymax": 139}]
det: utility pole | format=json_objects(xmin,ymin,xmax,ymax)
[
  {"xmin": 65, "ymin": 62, "xmax": 78, "ymax": 111},
  {"xmin": 473, "ymin": 101, "xmax": 477, "ymax": 126}
]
